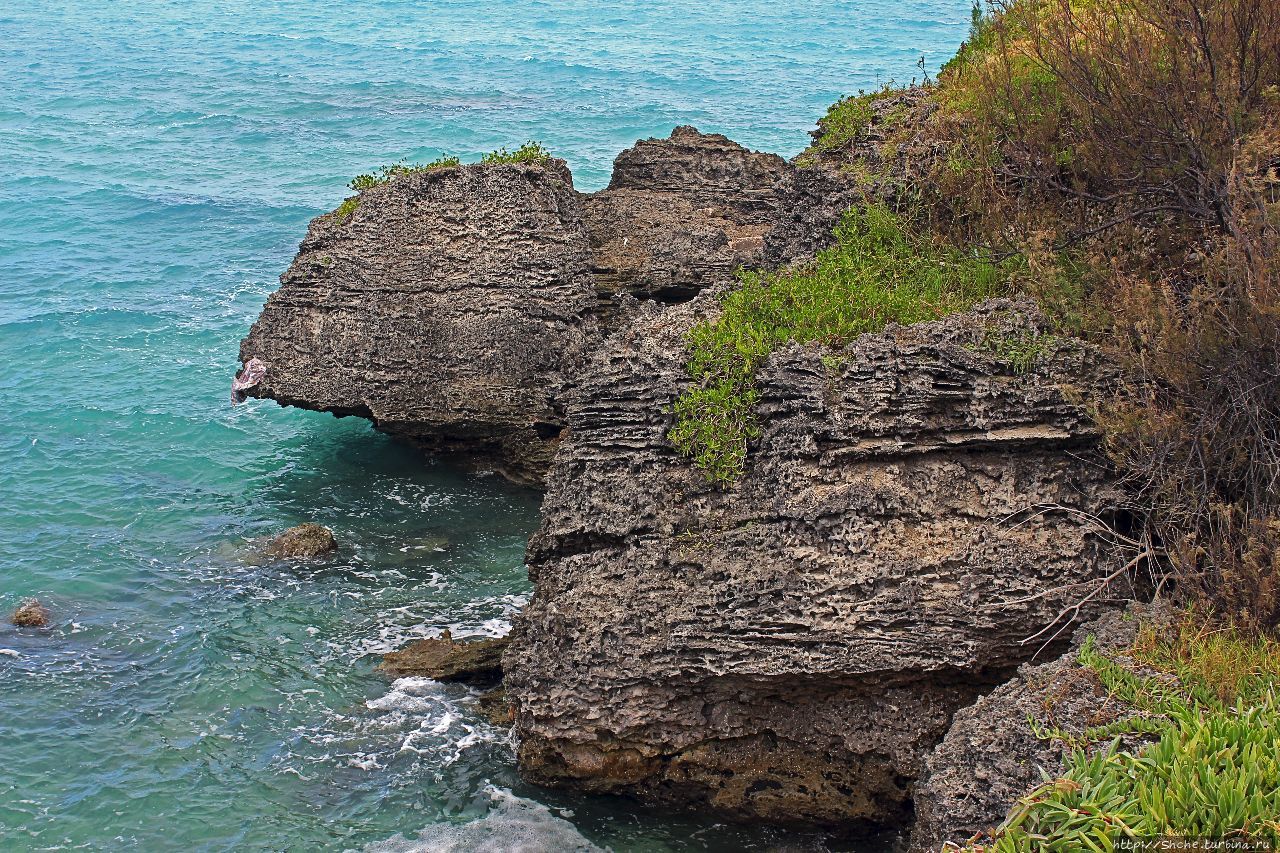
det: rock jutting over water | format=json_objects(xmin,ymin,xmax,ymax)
[
  {"xmin": 237, "ymin": 129, "xmax": 796, "ymax": 486},
  {"xmin": 241, "ymin": 122, "xmax": 1126, "ymax": 837},
  {"xmin": 263, "ymin": 523, "xmax": 337, "ymax": 559},
  {"xmin": 238, "ymin": 158, "xmax": 598, "ymax": 486}
]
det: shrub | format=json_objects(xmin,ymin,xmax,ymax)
[
  {"xmin": 986, "ymin": 701, "xmax": 1280, "ymax": 848},
  {"xmin": 969, "ymin": 619, "xmax": 1280, "ymax": 849},
  {"xmin": 930, "ymin": 0, "xmax": 1280, "ymax": 628},
  {"xmin": 479, "ymin": 141, "xmax": 552, "ymax": 165},
  {"xmin": 809, "ymin": 92, "xmax": 879, "ymax": 154},
  {"xmin": 347, "ymin": 155, "xmax": 463, "ymax": 192},
  {"xmin": 939, "ymin": 0, "xmax": 1280, "ymax": 236},
  {"xmin": 669, "ymin": 204, "xmax": 1010, "ymax": 484}
]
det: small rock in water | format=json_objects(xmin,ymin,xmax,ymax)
[
  {"xmin": 263, "ymin": 523, "xmax": 337, "ymax": 559},
  {"xmin": 379, "ymin": 633, "xmax": 508, "ymax": 686},
  {"xmin": 11, "ymin": 599, "xmax": 51, "ymax": 628}
]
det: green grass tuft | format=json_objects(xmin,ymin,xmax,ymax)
[
  {"xmin": 479, "ymin": 141, "xmax": 552, "ymax": 165},
  {"xmin": 970, "ymin": 327, "xmax": 1059, "ymax": 374},
  {"xmin": 669, "ymin": 204, "xmax": 1011, "ymax": 485},
  {"xmin": 333, "ymin": 196, "xmax": 360, "ymax": 222},
  {"xmin": 347, "ymin": 155, "xmax": 463, "ymax": 192}
]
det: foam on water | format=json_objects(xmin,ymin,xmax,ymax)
[{"xmin": 363, "ymin": 787, "xmax": 603, "ymax": 853}]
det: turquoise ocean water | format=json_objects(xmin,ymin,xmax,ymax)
[{"xmin": 0, "ymin": 2, "xmax": 971, "ymax": 849}]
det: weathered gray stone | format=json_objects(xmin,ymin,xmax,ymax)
[
  {"xmin": 380, "ymin": 633, "xmax": 508, "ymax": 687},
  {"xmin": 263, "ymin": 523, "xmax": 337, "ymax": 559},
  {"xmin": 505, "ymin": 297, "xmax": 1122, "ymax": 826},
  {"xmin": 586, "ymin": 126, "xmax": 793, "ymax": 302},
  {"xmin": 909, "ymin": 607, "xmax": 1165, "ymax": 852},
  {"xmin": 238, "ymin": 161, "xmax": 599, "ymax": 486},
  {"xmin": 238, "ymin": 130, "xmax": 799, "ymax": 485}
]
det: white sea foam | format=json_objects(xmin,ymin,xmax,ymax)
[
  {"xmin": 365, "ymin": 677, "xmax": 513, "ymax": 765},
  {"xmin": 360, "ymin": 786, "xmax": 603, "ymax": 853}
]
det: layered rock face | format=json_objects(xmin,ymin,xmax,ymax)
[
  {"xmin": 239, "ymin": 129, "xmax": 795, "ymax": 484},
  {"xmin": 505, "ymin": 299, "xmax": 1120, "ymax": 826},
  {"xmin": 585, "ymin": 126, "xmax": 792, "ymax": 301},
  {"xmin": 239, "ymin": 160, "xmax": 597, "ymax": 484}
]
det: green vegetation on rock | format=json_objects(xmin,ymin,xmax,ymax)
[
  {"xmin": 974, "ymin": 620, "xmax": 1280, "ymax": 848},
  {"xmin": 333, "ymin": 196, "xmax": 360, "ymax": 221},
  {"xmin": 969, "ymin": 326, "xmax": 1059, "ymax": 374},
  {"xmin": 348, "ymin": 155, "xmax": 463, "ymax": 192},
  {"xmin": 332, "ymin": 143, "xmax": 551, "ymax": 220},
  {"xmin": 479, "ymin": 141, "xmax": 552, "ymax": 165},
  {"xmin": 669, "ymin": 204, "xmax": 1010, "ymax": 485}
]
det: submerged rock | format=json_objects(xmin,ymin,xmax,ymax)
[
  {"xmin": 380, "ymin": 632, "xmax": 508, "ymax": 687},
  {"xmin": 476, "ymin": 687, "xmax": 514, "ymax": 727},
  {"xmin": 263, "ymin": 523, "xmax": 336, "ymax": 559},
  {"xmin": 10, "ymin": 598, "xmax": 51, "ymax": 628},
  {"xmin": 504, "ymin": 299, "xmax": 1122, "ymax": 827}
]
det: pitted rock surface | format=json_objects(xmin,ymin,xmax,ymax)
[
  {"xmin": 239, "ymin": 129, "xmax": 796, "ymax": 483},
  {"xmin": 238, "ymin": 160, "xmax": 597, "ymax": 485},
  {"xmin": 505, "ymin": 298, "xmax": 1121, "ymax": 825},
  {"xmin": 586, "ymin": 126, "xmax": 793, "ymax": 302}
]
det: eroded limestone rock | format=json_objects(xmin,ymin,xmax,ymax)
[
  {"xmin": 586, "ymin": 126, "xmax": 793, "ymax": 302},
  {"xmin": 238, "ymin": 130, "xmax": 797, "ymax": 484},
  {"xmin": 380, "ymin": 632, "xmax": 508, "ymax": 687},
  {"xmin": 238, "ymin": 161, "xmax": 599, "ymax": 485},
  {"xmin": 10, "ymin": 598, "xmax": 51, "ymax": 628},
  {"xmin": 504, "ymin": 298, "xmax": 1122, "ymax": 826},
  {"xmin": 264, "ymin": 523, "xmax": 336, "ymax": 559}
]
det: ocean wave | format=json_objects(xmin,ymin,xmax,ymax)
[{"xmin": 360, "ymin": 786, "xmax": 602, "ymax": 853}]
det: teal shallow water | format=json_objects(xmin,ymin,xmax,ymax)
[{"xmin": 1, "ymin": 1, "xmax": 970, "ymax": 849}]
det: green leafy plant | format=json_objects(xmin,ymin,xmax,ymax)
[
  {"xmin": 669, "ymin": 204, "xmax": 1010, "ymax": 485},
  {"xmin": 970, "ymin": 623, "xmax": 1280, "ymax": 850},
  {"xmin": 986, "ymin": 699, "xmax": 1280, "ymax": 849},
  {"xmin": 479, "ymin": 141, "xmax": 552, "ymax": 165},
  {"xmin": 347, "ymin": 155, "xmax": 463, "ymax": 192}
]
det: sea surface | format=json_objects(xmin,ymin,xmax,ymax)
[{"xmin": 0, "ymin": 1, "xmax": 972, "ymax": 849}]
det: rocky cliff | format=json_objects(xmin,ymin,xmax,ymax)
[
  {"xmin": 238, "ymin": 129, "xmax": 794, "ymax": 484},
  {"xmin": 241, "ymin": 118, "xmax": 1127, "ymax": 841},
  {"xmin": 505, "ymin": 297, "xmax": 1121, "ymax": 827}
]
